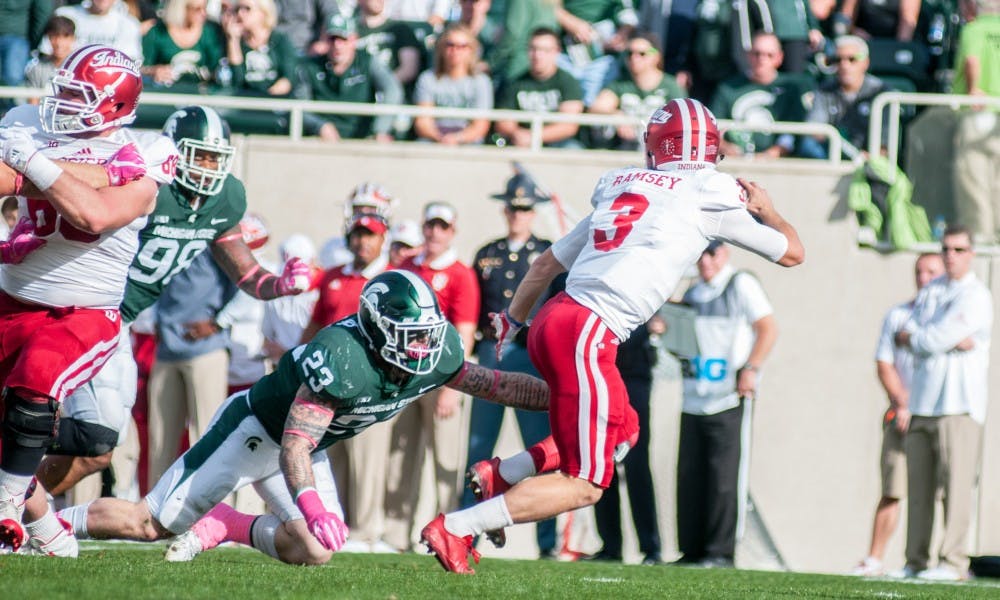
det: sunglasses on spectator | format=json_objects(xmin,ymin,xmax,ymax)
[
  {"xmin": 627, "ymin": 47, "xmax": 657, "ymax": 57},
  {"xmin": 832, "ymin": 54, "xmax": 866, "ymax": 64},
  {"xmin": 941, "ymin": 245, "xmax": 971, "ymax": 254}
]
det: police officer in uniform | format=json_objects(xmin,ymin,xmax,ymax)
[{"xmin": 462, "ymin": 173, "xmax": 557, "ymax": 557}]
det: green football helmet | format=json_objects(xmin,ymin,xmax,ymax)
[
  {"xmin": 358, "ymin": 271, "xmax": 447, "ymax": 375},
  {"xmin": 162, "ymin": 105, "xmax": 235, "ymax": 196}
]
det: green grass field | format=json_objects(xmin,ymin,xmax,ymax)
[{"xmin": 2, "ymin": 543, "xmax": 997, "ymax": 599}]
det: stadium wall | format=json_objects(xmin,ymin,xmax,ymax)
[{"xmin": 233, "ymin": 138, "xmax": 1000, "ymax": 574}]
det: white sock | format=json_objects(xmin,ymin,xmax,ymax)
[
  {"xmin": 444, "ymin": 496, "xmax": 513, "ymax": 537},
  {"xmin": 0, "ymin": 470, "xmax": 33, "ymax": 499},
  {"xmin": 57, "ymin": 502, "xmax": 93, "ymax": 539},
  {"xmin": 498, "ymin": 451, "xmax": 536, "ymax": 484},
  {"xmin": 250, "ymin": 514, "xmax": 281, "ymax": 560},
  {"xmin": 25, "ymin": 508, "xmax": 66, "ymax": 540}
]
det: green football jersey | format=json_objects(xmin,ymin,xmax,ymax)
[
  {"xmin": 120, "ymin": 175, "xmax": 248, "ymax": 322},
  {"xmin": 249, "ymin": 317, "xmax": 465, "ymax": 450}
]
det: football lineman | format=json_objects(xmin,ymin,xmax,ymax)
[
  {"xmin": 17, "ymin": 105, "xmax": 311, "ymax": 556},
  {"xmin": 58, "ymin": 271, "xmax": 550, "ymax": 567},
  {"xmin": 0, "ymin": 44, "xmax": 180, "ymax": 553},
  {"xmin": 420, "ymin": 98, "xmax": 805, "ymax": 573}
]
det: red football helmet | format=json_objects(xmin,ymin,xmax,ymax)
[
  {"xmin": 40, "ymin": 44, "xmax": 142, "ymax": 135},
  {"xmin": 643, "ymin": 98, "xmax": 720, "ymax": 169}
]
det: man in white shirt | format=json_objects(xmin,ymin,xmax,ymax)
[
  {"xmin": 419, "ymin": 98, "xmax": 805, "ymax": 574},
  {"xmin": 52, "ymin": 0, "xmax": 143, "ymax": 61},
  {"xmin": 895, "ymin": 224, "xmax": 994, "ymax": 581},
  {"xmin": 852, "ymin": 252, "xmax": 943, "ymax": 577},
  {"xmin": 673, "ymin": 240, "xmax": 777, "ymax": 569}
]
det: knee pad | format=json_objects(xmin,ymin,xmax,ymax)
[
  {"xmin": 48, "ymin": 417, "xmax": 119, "ymax": 457},
  {"xmin": 1, "ymin": 389, "xmax": 58, "ymax": 449}
]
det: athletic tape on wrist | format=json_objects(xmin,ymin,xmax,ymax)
[{"xmin": 24, "ymin": 153, "xmax": 63, "ymax": 191}]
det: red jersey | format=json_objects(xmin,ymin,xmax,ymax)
[
  {"xmin": 310, "ymin": 256, "xmax": 389, "ymax": 326},
  {"xmin": 400, "ymin": 249, "xmax": 480, "ymax": 326}
]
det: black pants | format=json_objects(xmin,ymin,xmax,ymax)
[
  {"xmin": 593, "ymin": 376, "xmax": 661, "ymax": 558},
  {"xmin": 676, "ymin": 401, "xmax": 747, "ymax": 561}
]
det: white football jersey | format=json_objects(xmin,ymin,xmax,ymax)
[
  {"xmin": 551, "ymin": 163, "xmax": 789, "ymax": 340},
  {"xmin": 0, "ymin": 104, "xmax": 178, "ymax": 309}
]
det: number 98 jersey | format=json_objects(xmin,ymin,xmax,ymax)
[
  {"xmin": 120, "ymin": 175, "xmax": 247, "ymax": 322},
  {"xmin": 248, "ymin": 317, "xmax": 464, "ymax": 451},
  {"xmin": 552, "ymin": 164, "xmax": 789, "ymax": 341}
]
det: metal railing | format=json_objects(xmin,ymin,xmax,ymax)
[
  {"xmin": 1, "ymin": 85, "xmax": 850, "ymax": 164},
  {"xmin": 868, "ymin": 91, "xmax": 1000, "ymax": 181}
]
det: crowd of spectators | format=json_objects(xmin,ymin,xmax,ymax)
[{"xmin": 0, "ymin": 0, "xmax": 975, "ymax": 155}]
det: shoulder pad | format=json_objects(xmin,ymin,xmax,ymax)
[{"xmin": 696, "ymin": 170, "xmax": 747, "ymax": 210}]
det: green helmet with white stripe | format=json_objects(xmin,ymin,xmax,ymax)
[
  {"xmin": 162, "ymin": 105, "xmax": 235, "ymax": 197},
  {"xmin": 358, "ymin": 270, "xmax": 448, "ymax": 375}
]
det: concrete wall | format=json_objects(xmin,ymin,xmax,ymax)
[{"xmin": 234, "ymin": 138, "xmax": 999, "ymax": 574}]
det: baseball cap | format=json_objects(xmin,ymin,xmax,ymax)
[
  {"xmin": 423, "ymin": 201, "xmax": 456, "ymax": 226},
  {"xmin": 390, "ymin": 219, "xmax": 423, "ymax": 248},
  {"xmin": 491, "ymin": 173, "xmax": 549, "ymax": 209},
  {"xmin": 347, "ymin": 213, "xmax": 388, "ymax": 235},
  {"xmin": 326, "ymin": 14, "xmax": 357, "ymax": 38}
]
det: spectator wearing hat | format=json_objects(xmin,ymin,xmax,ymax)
[
  {"xmin": 461, "ymin": 173, "xmax": 557, "ymax": 557},
  {"xmin": 385, "ymin": 201, "xmax": 480, "ymax": 551},
  {"xmin": 299, "ymin": 213, "xmax": 397, "ymax": 553},
  {"xmin": 671, "ymin": 240, "xmax": 777, "ymax": 568},
  {"xmin": 388, "ymin": 219, "xmax": 424, "ymax": 267},
  {"xmin": 295, "ymin": 14, "xmax": 403, "ymax": 142}
]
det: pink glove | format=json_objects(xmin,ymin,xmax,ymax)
[
  {"xmin": 276, "ymin": 257, "xmax": 311, "ymax": 295},
  {"xmin": 0, "ymin": 217, "xmax": 46, "ymax": 264},
  {"xmin": 296, "ymin": 488, "xmax": 349, "ymax": 551},
  {"xmin": 104, "ymin": 143, "xmax": 147, "ymax": 187},
  {"xmin": 491, "ymin": 309, "xmax": 523, "ymax": 361}
]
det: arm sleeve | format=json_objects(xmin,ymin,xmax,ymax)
[
  {"xmin": 550, "ymin": 214, "xmax": 593, "ymax": 269},
  {"xmin": 371, "ymin": 59, "xmax": 404, "ymax": 135},
  {"xmin": 909, "ymin": 287, "xmax": 993, "ymax": 355},
  {"xmin": 707, "ymin": 208, "xmax": 789, "ymax": 263}
]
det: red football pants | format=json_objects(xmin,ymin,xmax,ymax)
[{"xmin": 527, "ymin": 292, "xmax": 635, "ymax": 488}]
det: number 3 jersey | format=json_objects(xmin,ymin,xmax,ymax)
[
  {"xmin": 249, "ymin": 317, "xmax": 465, "ymax": 451},
  {"xmin": 552, "ymin": 164, "xmax": 789, "ymax": 341},
  {"xmin": 0, "ymin": 104, "xmax": 178, "ymax": 309},
  {"xmin": 120, "ymin": 175, "xmax": 247, "ymax": 322}
]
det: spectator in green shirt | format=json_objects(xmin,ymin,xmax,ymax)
[
  {"xmin": 295, "ymin": 14, "xmax": 402, "ymax": 142},
  {"xmin": 223, "ymin": 0, "xmax": 297, "ymax": 97},
  {"xmin": 355, "ymin": 0, "xmax": 423, "ymax": 89},
  {"xmin": 710, "ymin": 31, "xmax": 811, "ymax": 158},
  {"xmin": 495, "ymin": 27, "xmax": 584, "ymax": 148},
  {"xmin": 589, "ymin": 31, "xmax": 686, "ymax": 149},
  {"xmin": 141, "ymin": 0, "xmax": 226, "ymax": 88}
]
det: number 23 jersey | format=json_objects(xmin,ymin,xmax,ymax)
[
  {"xmin": 0, "ymin": 104, "xmax": 178, "ymax": 309},
  {"xmin": 249, "ymin": 317, "xmax": 465, "ymax": 451},
  {"xmin": 553, "ymin": 164, "xmax": 789, "ymax": 341}
]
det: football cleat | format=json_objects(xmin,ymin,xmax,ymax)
[
  {"xmin": 25, "ymin": 516, "xmax": 78, "ymax": 557},
  {"xmin": 164, "ymin": 529, "xmax": 205, "ymax": 562},
  {"xmin": 420, "ymin": 514, "xmax": 480, "ymax": 574},
  {"xmin": 0, "ymin": 484, "xmax": 27, "ymax": 552},
  {"xmin": 466, "ymin": 457, "xmax": 510, "ymax": 548}
]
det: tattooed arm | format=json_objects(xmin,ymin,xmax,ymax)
[
  {"xmin": 447, "ymin": 361, "xmax": 550, "ymax": 411},
  {"xmin": 211, "ymin": 224, "xmax": 293, "ymax": 300},
  {"xmin": 279, "ymin": 384, "xmax": 336, "ymax": 495}
]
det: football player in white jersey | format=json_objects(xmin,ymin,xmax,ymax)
[
  {"xmin": 0, "ymin": 44, "xmax": 180, "ymax": 553},
  {"xmin": 420, "ymin": 97, "xmax": 805, "ymax": 573}
]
